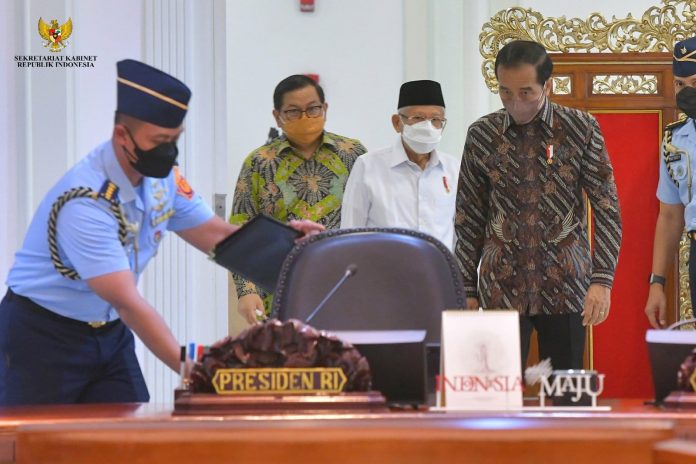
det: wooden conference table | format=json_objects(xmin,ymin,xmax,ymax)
[{"xmin": 3, "ymin": 399, "xmax": 696, "ymax": 464}]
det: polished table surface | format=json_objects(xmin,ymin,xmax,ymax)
[{"xmin": 2, "ymin": 399, "xmax": 696, "ymax": 464}]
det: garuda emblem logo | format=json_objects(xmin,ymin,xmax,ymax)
[{"xmin": 38, "ymin": 17, "xmax": 73, "ymax": 52}]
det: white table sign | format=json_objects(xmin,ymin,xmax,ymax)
[{"xmin": 438, "ymin": 310, "xmax": 523, "ymax": 410}]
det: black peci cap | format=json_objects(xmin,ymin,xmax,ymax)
[{"xmin": 397, "ymin": 80, "xmax": 445, "ymax": 109}]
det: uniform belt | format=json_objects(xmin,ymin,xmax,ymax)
[
  {"xmin": 689, "ymin": 231, "xmax": 696, "ymax": 241},
  {"xmin": 7, "ymin": 289, "xmax": 121, "ymax": 332}
]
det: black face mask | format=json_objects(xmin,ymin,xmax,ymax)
[
  {"xmin": 677, "ymin": 86, "xmax": 696, "ymax": 119},
  {"xmin": 123, "ymin": 127, "xmax": 178, "ymax": 178}
]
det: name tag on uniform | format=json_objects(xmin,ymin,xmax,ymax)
[{"xmin": 667, "ymin": 153, "xmax": 682, "ymax": 163}]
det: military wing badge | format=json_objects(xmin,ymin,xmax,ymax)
[{"xmin": 38, "ymin": 17, "xmax": 73, "ymax": 52}]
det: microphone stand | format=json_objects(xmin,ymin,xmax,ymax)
[{"xmin": 305, "ymin": 265, "xmax": 357, "ymax": 324}]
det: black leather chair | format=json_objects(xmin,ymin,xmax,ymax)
[{"xmin": 271, "ymin": 228, "xmax": 466, "ymax": 345}]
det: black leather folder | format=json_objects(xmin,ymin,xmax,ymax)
[{"xmin": 210, "ymin": 214, "xmax": 301, "ymax": 292}]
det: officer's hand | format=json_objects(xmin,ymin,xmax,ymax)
[
  {"xmin": 645, "ymin": 285, "xmax": 667, "ymax": 329},
  {"xmin": 238, "ymin": 293, "xmax": 265, "ymax": 325},
  {"xmin": 582, "ymin": 284, "xmax": 611, "ymax": 326},
  {"xmin": 288, "ymin": 219, "xmax": 325, "ymax": 242},
  {"xmin": 466, "ymin": 298, "xmax": 479, "ymax": 310}
]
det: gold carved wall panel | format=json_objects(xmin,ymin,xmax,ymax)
[
  {"xmin": 552, "ymin": 75, "xmax": 572, "ymax": 95},
  {"xmin": 680, "ymin": 233, "xmax": 694, "ymax": 324},
  {"xmin": 591, "ymin": 74, "xmax": 659, "ymax": 95},
  {"xmin": 480, "ymin": 0, "xmax": 696, "ymax": 93}
]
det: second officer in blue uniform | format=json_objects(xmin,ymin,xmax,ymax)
[
  {"xmin": 646, "ymin": 37, "xmax": 696, "ymax": 328},
  {"xmin": 0, "ymin": 59, "xmax": 322, "ymax": 405}
]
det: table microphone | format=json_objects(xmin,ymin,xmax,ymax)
[{"xmin": 305, "ymin": 264, "xmax": 358, "ymax": 324}]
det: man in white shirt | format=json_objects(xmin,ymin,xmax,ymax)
[{"xmin": 341, "ymin": 80, "xmax": 459, "ymax": 251}]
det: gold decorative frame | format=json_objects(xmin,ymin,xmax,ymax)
[
  {"xmin": 591, "ymin": 74, "xmax": 659, "ymax": 95},
  {"xmin": 551, "ymin": 75, "xmax": 572, "ymax": 95},
  {"xmin": 480, "ymin": 0, "xmax": 696, "ymax": 93},
  {"xmin": 679, "ymin": 233, "xmax": 694, "ymax": 324}
]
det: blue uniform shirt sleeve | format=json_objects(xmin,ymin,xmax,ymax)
[
  {"xmin": 166, "ymin": 167, "xmax": 214, "ymax": 232},
  {"xmin": 55, "ymin": 198, "xmax": 131, "ymax": 279},
  {"xmin": 656, "ymin": 150, "xmax": 683, "ymax": 205}
]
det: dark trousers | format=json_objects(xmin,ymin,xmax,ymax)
[
  {"xmin": 0, "ymin": 289, "xmax": 149, "ymax": 405},
  {"xmin": 519, "ymin": 313, "xmax": 585, "ymax": 371}
]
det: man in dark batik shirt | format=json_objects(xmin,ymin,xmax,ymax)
[{"xmin": 455, "ymin": 40, "xmax": 622, "ymax": 370}]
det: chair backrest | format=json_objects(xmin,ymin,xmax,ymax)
[{"xmin": 271, "ymin": 228, "xmax": 466, "ymax": 344}]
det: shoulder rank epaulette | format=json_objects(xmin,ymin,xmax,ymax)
[
  {"xmin": 663, "ymin": 113, "xmax": 689, "ymax": 148},
  {"xmin": 666, "ymin": 113, "xmax": 688, "ymax": 130},
  {"xmin": 98, "ymin": 180, "xmax": 120, "ymax": 204},
  {"xmin": 662, "ymin": 114, "xmax": 690, "ymax": 189}
]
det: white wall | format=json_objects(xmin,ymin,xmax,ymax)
[
  {"xmin": 432, "ymin": 0, "xmax": 490, "ymax": 157},
  {"xmin": 224, "ymin": 0, "xmax": 404, "ymax": 191}
]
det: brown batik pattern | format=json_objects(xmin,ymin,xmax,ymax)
[{"xmin": 455, "ymin": 100, "xmax": 622, "ymax": 315}]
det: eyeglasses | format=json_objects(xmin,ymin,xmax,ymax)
[
  {"xmin": 398, "ymin": 113, "xmax": 447, "ymax": 129},
  {"xmin": 282, "ymin": 105, "xmax": 324, "ymax": 120}
]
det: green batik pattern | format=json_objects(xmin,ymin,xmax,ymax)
[
  {"xmin": 229, "ymin": 131, "xmax": 366, "ymax": 314},
  {"xmin": 315, "ymin": 150, "xmax": 349, "ymax": 178}
]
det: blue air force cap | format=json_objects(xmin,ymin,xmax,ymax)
[
  {"xmin": 398, "ymin": 80, "xmax": 445, "ymax": 109},
  {"xmin": 116, "ymin": 59, "xmax": 191, "ymax": 128},
  {"xmin": 673, "ymin": 37, "xmax": 696, "ymax": 78}
]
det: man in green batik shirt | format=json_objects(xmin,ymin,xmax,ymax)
[{"xmin": 230, "ymin": 75, "xmax": 366, "ymax": 324}]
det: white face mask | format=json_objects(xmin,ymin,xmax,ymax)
[{"xmin": 401, "ymin": 120, "xmax": 443, "ymax": 155}]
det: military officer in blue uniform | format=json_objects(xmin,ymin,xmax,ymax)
[
  {"xmin": 0, "ymin": 59, "xmax": 322, "ymax": 405},
  {"xmin": 645, "ymin": 37, "xmax": 696, "ymax": 328}
]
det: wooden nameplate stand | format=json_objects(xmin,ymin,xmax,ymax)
[{"xmin": 173, "ymin": 390, "xmax": 387, "ymax": 415}]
